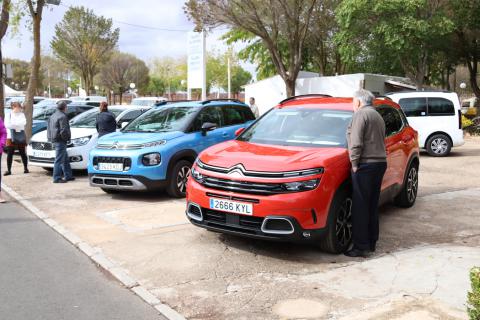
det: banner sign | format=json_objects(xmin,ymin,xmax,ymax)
[{"xmin": 187, "ymin": 31, "xmax": 205, "ymax": 89}]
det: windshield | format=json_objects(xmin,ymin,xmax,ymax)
[
  {"xmin": 33, "ymin": 106, "xmax": 56, "ymax": 120},
  {"xmin": 70, "ymin": 108, "xmax": 124, "ymax": 128},
  {"xmin": 132, "ymin": 99, "xmax": 158, "ymax": 106},
  {"xmin": 238, "ymin": 108, "xmax": 353, "ymax": 147},
  {"xmin": 123, "ymin": 106, "xmax": 197, "ymax": 132}
]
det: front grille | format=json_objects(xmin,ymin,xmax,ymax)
[
  {"xmin": 93, "ymin": 156, "xmax": 132, "ymax": 168},
  {"xmin": 201, "ymin": 176, "xmax": 285, "ymax": 195},
  {"xmin": 96, "ymin": 143, "xmax": 143, "ymax": 150},
  {"xmin": 29, "ymin": 156, "xmax": 54, "ymax": 163},
  {"xmin": 31, "ymin": 142, "xmax": 54, "ymax": 151},
  {"xmin": 202, "ymin": 208, "xmax": 264, "ymax": 233}
]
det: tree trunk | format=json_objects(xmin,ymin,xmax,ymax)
[
  {"xmin": 466, "ymin": 59, "xmax": 480, "ymax": 98},
  {"xmin": 285, "ymin": 78, "xmax": 295, "ymax": 97},
  {"xmin": 119, "ymin": 89, "xmax": 123, "ymax": 105},
  {"xmin": 25, "ymin": 0, "xmax": 44, "ymax": 141}
]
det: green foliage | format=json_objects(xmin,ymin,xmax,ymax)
[
  {"xmin": 51, "ymin": 6, "xmax": 119, "ymax": 93},
  {"xmin": 206, "ymin": 50, "xmax": 252, "ymax": 94},
  {"xmin": 468, "ymin": 267, "xmax": 480, "ymax": 320},
  {"xmin": 150, "ymin": 56, "xmax": 187, "ymax": 95},
  {"xmin": 463, "ymin": 115, "xmax": 474, "ymax": 129},
  {"xmin": 146, "ymin": 77, "xmax": 166, "ymax": 96},
  {"xmin": 4, "ymin": 58, "xmax": 30, "ymax": 91}
]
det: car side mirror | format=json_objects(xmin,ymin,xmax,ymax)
[
  {"xmin": 235, "ymin": 127, "xmax": 245, "ymax": 136},
  {"xmin": 201, "ymin": 122, "xmax": 217, "ymax": 135}
]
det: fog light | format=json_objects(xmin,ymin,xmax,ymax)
[{"xmin": 142, "ymin": 153, "xmax": 161, "ymax": 166}]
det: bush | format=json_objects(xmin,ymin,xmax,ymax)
[
  {"xmin": 468, "ymin": 267, "xmax": 480, "ymax": 320},
  {"xmin": 463, "ymin": 115, "xmax": 474, "ymax": 129}
]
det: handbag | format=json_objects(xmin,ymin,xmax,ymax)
[{"xmin": 11, "ymin": 129, "xmax": 26, "ymax": 144}]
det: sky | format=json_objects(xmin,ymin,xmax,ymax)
[{"xmin": 2, "ymin": 0, "xmax": 257, "ymax": 78}]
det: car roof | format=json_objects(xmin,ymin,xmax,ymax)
[{"xmin": 277, "ymin": 96, "xmax": 401, "ymax": 111}]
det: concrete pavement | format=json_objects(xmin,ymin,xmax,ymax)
[
  {"xmin": 0, "ymin": 201, "xmax": 165, "ymax": 320},
  {"xmin": 2, "ymin": 136, "xmax": 480, "ymax": 319}
]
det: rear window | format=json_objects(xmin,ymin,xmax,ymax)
[
  {"xmin": 428, "ymin": 98, "xmax": 455, "ymax": 115},
  {"xmin": 398, "ymin": 98, "xmax": 427, "ymax": 117}
]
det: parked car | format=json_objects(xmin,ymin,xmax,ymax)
[
  {"xmin": 461, "ymin": 97, "xmax": 479, "ymax": 117},
  {"xmin": 31, "ymin": 104, "xmax": 95, "ymax": 135},
  {"xmin": 88, "ymin": 100, "xmax": 256, "ymax": 197},
  {"xmin": 6, "ymin": 96, "xmax": 45, "ymax": 106},
  {"xmin": 132, "ymin": 97, "xmax": 167, "ymax": 107},
  {"xmin": 34, "ymin": 98, "xmax": 72, "ymax": 108},
  {"xmin": 27, "ymin": 105, "xmax": 150, "ymax": 170},
  {"xmin": 387, "ymin": 91, "xmax": 463, "ymax": 156},
  {"xmin": 69, "ymin": 96, "xmax": 107, "ymax": 107},
  {"xmin": 185, "ymin": 95, "xmax": 419, "ymax": 253}
]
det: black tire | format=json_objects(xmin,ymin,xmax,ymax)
[
  {"xmin": 101, "ymin": 188, "xmax": 119, "ymax": 194},
  {"xmin": 394, "ymin": 163, "xmax": 419, "ymax": 208},
  {"xmin": 166, "ymin": 160, "xmax": 192, "ymax": 198},
  {"xmin": 426, "ymin": 134, "xmax": 452, "ymax": 157},
  {"xmin": 318, "ymin": 188, "xmax": 353, "ymax": 254}
]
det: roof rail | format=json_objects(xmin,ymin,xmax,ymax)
[
  {"xmin": 279, "ymin": 94, "xmax": 332, "ymax": 105},
  {"xmin": 201, "ymin": 98, "xmax": 243, "ymax": 105},
  {"xmin": 154, "ymin": 100, "xmax": 198, "ymax": 106},
  {"xmin": 385, "ymin": 89, "xmax": 452, "ymax": 95}
]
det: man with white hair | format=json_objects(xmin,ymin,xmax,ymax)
[{"xmin": 345, "ymin": 89, "xmax": 387, "ymax": 257}]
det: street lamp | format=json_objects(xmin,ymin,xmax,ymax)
[
  {"xmin": 460, "ymin": 82, "xmax": 467, "ymax": 89},
  {"xmin": 129, "ymin": 83, "xmax": 136, "ymax": 90}
]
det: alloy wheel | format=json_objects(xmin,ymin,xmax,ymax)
[
  {"xmin": 406, "ymin": 167, "xmax": 418, "ymax": 204},
  {"xmin": 335, "ymin": 198, "xmax": 352, "ymax": 248},
  {"xmin": 176, "ymin": 166, "xmax": 191, "ymax": 194},
  {"xmin": 431, "ymin": 138, "xmax": 448, "ymax": 155}
]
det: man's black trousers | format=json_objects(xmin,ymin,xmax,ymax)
[{"xmin": 351, "ymin": 162, "xmax": 387, "ymax": 251}]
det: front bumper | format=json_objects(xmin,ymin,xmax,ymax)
[
  {"xmin": 186, "ymin": 202, "xmax": 327, "ymax": 243},
  {"xmin": 27, "ymin": 145, "xmax": 89, "ymax": 170},
  {"xmin": 89, "ymin": 173, "xmax": 167, "ymax": 191}
]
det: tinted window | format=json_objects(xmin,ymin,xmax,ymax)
[
  {"xmin": 121, "ymin": 110, "xmax": 142, "ymax": 122},
  {"xmin": 377, "ymin": 107, "xmax": 403, "ymax": 136},
  {"xmin": 70, "ymin": 108, "xmax": 124, "ymax": 128},
  {"xmin": 238, "ymin": 108, "xmax": 352, "ymax": 147},
  {"xmin": 193, "ymin": 106, "xmax": 224, "ymax": 131},
  {"xmin": 223, "ymin": 106, "xmax": 244, "ymax": 126},
  {"xmin": 239, "ymin": 106, "xmax": 255, "ymax": 121},
  {"xmin": 123, "ymin": 107, "xmax": 197, "ymax": 132},
  {"xmin": 428, "ymin": 98, "xmax": 455, "ymax": 115},
  {"xmin": 398, "ymin": 98, "xmax": 427, "ymax": 117}
]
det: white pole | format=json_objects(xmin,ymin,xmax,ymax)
[
  {"xmin": 201, "ymin": 31, "xmax": 207, "ymax": 100},
  {"xmin": 227, "ymin": 57, "xmax": 231, "ymax": 99},
  {"xmin": 48, "ymin": 69, "xmax": 51, "ymax": 98}
]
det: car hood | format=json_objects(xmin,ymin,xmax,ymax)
[
  {"xmin": 199, "ymin": 140, "xmax": 349, "ymax": 172},
  {"xmin": 31, "ymin": 127, "xmax": 97, "ymax": 142},
  {"xmin": 98, "ymin": 131, "xmax": 184, "ymax": 144}
]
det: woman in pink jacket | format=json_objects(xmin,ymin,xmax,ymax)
[{"xmin": 0, "ymin": 115, "xmax": 7, "ymax": 203}]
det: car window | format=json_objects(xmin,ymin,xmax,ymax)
[
  {"xmin": 223, "ymin": 106, "xmax": 244, "ymax": 126},
  {"xmin": 121, "ymin": 110, "xmax": 142, "ymax": 122},
  {"xmin": 428, "ymin": 98, "xmax": 455, "ymax": 115},
  {"xmin": 193, "ymin": 106, "xmax": 224, "ymax": 131},
  {"xmin": 70, "ymin": 108, "xmax": 124, "ymax": 128},
  {"xmin": 123, "ymin": 106, "xmax": 198, "ymax": 132},
  {"xmin": 377, "ymin": 106, "xmax": 403, "ymax": 136},
  {"xmin": 398, "ymin": 98, "xmax": 427, "ymax": 117},
  {"xmin": 239, "ymin": 106, "xmax": 256, "ymax": 121},
  {"xmin": 66, "ymin": 107, "xmax": 79, "ymax": 120},
  {"xmin": 33, "ymin": 107, "xmax": 56, "ymax": 120}
]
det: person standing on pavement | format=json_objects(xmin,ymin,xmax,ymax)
[
  {"xmin": 47, "ymin": 101, "xmax": 74, "ymax": 184},
  {"xmin": 249, "ymin": 97, "xmax": 260, "ymax": 118},
  {"xmin": 0, "ymin": 116, "xmax": 7, "ymax": 203},
  {"xmin": 96, "ymin": 102, "xmax": 117, "ymax": 137},
  {"xmin": 4, "ymin": 102, "xmax": 29, "ymax": 176},
  {"xmin": 345, "ymin": 89, "xmax": 387, "ymax": 258}
]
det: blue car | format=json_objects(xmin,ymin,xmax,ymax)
[{"xmin": 88, "ymin": 100, "xmax": 256, "ymax": 197}]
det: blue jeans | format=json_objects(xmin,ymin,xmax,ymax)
[{"xmin": 53, "ymin": 142, "xmax": 72, "ymax": 182}]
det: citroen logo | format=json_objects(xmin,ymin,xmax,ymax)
[
  {"xmin": 227, "ymin": 164, "xmax": 246, "ymax": 176},
  {"xmin": 111, "ymin": 142, "xmax": 119, "ymax": 149}
]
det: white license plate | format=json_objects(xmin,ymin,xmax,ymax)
[
  {"xmin": 209, "ymin": 198, "xmax": 253, "ymax": 216},
  {"xmin": 98, "ymin": 163, "xmax": 123, "ymax": 171},
  {"xmin": 32, "ymin": 150, "xmax": 54, "ymax": 158}
]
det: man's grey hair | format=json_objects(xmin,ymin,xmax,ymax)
[
  {"xmin": 57, "ymin": 101, "xmax": 68, "ymax": 110},
  {"xmin": 353, "ymin": 89, "xmax": 375, "ymax": 106}
]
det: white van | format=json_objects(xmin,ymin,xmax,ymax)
[{"xmin": 387, "ymin": 91, "xmax": 464, "ymax": 156}]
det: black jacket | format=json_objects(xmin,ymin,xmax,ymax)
[
  {"xmin": 96, "ymin": 111, "xmax": 117, "ymax": 137},
  {"xmin": 47, "ymin": 110, "xmax": 71, "ymax": 143}
]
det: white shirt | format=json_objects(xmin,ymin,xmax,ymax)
[
  {"xmin": 250, "ymin": 103, "xmax": 259, "ymax": 118},
  {"xmin": 5, "ymin": 111, "xmax": 26, "ymax": 139}
]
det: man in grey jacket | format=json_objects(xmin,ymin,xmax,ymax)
[
  {"xmin": 345, "ymin": 89, "xmax": 387, "ymax": 257},
  {"xmin": 47, "ymin": 101, "xmax": 74, "ymax": 183}
]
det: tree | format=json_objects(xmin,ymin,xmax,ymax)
[
  {"xmin": 150, "ymin": 56, "xmax": 187, "ymax": 97},
  {"xmin": 206, "ymin": 50, "xmax": 251, "ymax": 94},
  {"xmin": 335, "ymin": 0, "xmax": 454, "ymax": 88},
  {"xmin": 185, "ymin": 0, "xmax": 318, "ymax": 97},
  {"xmin": 4, "ymin": 58, "xmax": 30, "ymax": 91},
  {"xmin": 99, "ymin": 51, "xmax": 149, "ymax": 105},
  {"xmin": 24, "ymin": 0, "xmax": 46, "ymax": 140},
  {"xmin": 51, "ymin": 6, "xmax": 119, "ymax": 95},
  {"xmin": 146, "ymin": 76, "xmax": 167, "ymax": 96},
  {"xmin": 41, "ymin": 55, "xmax": 70, "ymax": 97},
  {"xmin": 0, "ymin": 0, "xmax": 11, "ymax": 119}
]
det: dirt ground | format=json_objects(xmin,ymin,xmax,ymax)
[{"xmin": 2, "ymin": 136, "xmax": 480, "ymax": 320}]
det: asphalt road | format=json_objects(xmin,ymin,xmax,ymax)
[{"xmin": 0, "ymin": 201, "xmax": 165, "ymax": 320}]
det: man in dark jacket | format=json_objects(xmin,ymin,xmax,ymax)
[
  {"xmin": 96, "ymin": 102, "xmax": 117, "ymax": 137},
  {"xmin": 47, "ymin": 101, "xmax": 74, "ymax": 183},
  {"xmin": 345, "ymin": 89, "xmax": 387, "ymax": 258}
]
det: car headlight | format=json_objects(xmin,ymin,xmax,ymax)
[
  {"xmin": 68, "ymin": 136, "xmax": 91, "ymax": 147},
  {"xmin": 283, "ymin": 179, "xmax": 319, "ymax": 192},
  {"xmin": 142, "ymin": 140, "xmax": 166, "ymax": 148},
  {"xmin": 142, "ymin": 153, "xmax": 161, "ymax": 166},
  {"xmin": 191, "ymin": 166, "xmax": 204, "ymax": 182}
]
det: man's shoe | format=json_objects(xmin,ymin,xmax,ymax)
[
  {"xmin": 24, "ymin": 168, "xmax": 30, "ymax": 174},
  {"xmin": 370, "ymin": 243, "xmax": 376, "ymax": 252},
  {"xmin": 66, "ymin": 177, "xmax": 76, "ymax": 182},
  {"xmin": 344, "ymin": 248, "xmax": 369, "ymax": 258},
  {"xmin": 3, "ymin": 171, "xmax": 11, "ymax": 176},
  {"xmin": 53, "ymin": 179, "xmax": 67, "ymax": 183}
]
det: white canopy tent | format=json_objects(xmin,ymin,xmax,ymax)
[{"xmin": 4, "ymin": 84, "xmax": 24, "ymax": 96}]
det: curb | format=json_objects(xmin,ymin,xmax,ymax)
[{"xmin": 1, "ymin": 183, "xmax": 187, "ymax": 320}]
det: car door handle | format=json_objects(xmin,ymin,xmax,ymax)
[{"xmin": 222, "ymin": 132, "xmax": 229, "ymax": 137}]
